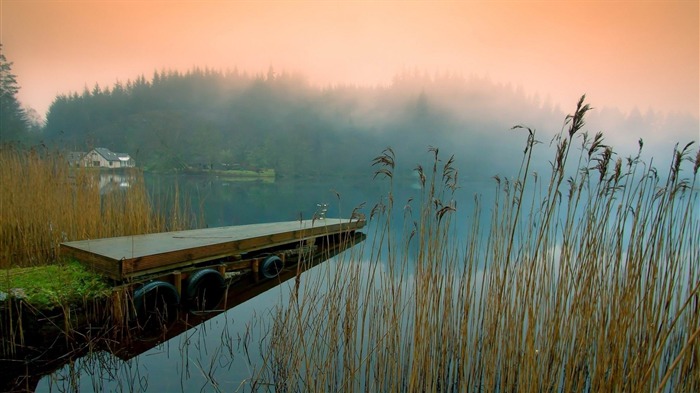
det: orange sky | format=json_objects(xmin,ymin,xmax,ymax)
[{"xmin": 1, "ymin": 0, "xmax": 698, "ymax": 120}]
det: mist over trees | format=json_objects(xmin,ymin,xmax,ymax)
[{"xmin": 32, "ymin": 66, "xmax": 700, "ymax": 178}]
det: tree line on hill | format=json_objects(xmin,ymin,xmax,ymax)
[{"xmin": 2, "ymin": 45, "xmax": 697, "ymax": 179}]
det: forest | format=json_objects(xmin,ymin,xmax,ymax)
[
  {"xmin": 3, "ymin": 46, "xmax": 698, "ymax": 178},
  {"xmin": 40, "ymin": 68, "xmax": 556, "ymax": 177}
]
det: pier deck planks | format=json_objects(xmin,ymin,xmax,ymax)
[{"xmin": 60, "ymin": 218, "xmax": 364, "ymax": 280}]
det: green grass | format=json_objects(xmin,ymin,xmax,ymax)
[{"xmin": 0, "ymin": 260, "xmax": 110, "ymax": 309}]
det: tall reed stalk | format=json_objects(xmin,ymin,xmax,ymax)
[
  {"xmin": 0, "ymin": 145, "xmax": 195, "ymax": 268},
  {"xmin": 258, "ymin": 96, "xmax": 699, "ymax": 392}
]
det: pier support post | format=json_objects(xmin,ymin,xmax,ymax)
[
  {"xmin": 172, "ymin": 271, "xmax": 182, "ymax": 295},
  {"xmin": 111, "ymin": 289, "xmax": 124, "ymax": 326}
]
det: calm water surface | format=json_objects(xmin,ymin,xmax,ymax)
[
  {"xmin": 30, "ymin": 167, "xmax": 698, "ymax": 391},
  {"xmin": 34, "ymin": 173, "xmax": 495, "ymax": 392}
]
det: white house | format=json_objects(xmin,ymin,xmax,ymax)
[{"xmin": 79, "ymin": 147, "xmax": 135, "ymax": 168}]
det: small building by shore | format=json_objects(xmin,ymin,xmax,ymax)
[{"xmin": 69, "ymin": 148, "xmax": 135, "ymax": 168}]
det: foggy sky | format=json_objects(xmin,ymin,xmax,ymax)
[{"xmin": 1, "ymin": 0, "xmax": 699, "ymax": 121}]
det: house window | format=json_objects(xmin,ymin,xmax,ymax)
[
  {"xmin": 93, "ymin": 160, "xmax": 100, "ymax": 167},
  {"xmin": 109, "ymin": 161, "xmax": 113, "ymax": 167}
]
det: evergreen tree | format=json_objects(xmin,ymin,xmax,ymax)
[{"xmin": 0, "ymin": 44, "xmax": 29, "ymax": 143}]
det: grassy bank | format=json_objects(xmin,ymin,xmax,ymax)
[
  {"xmin": 0, "ymin": 260, "xmax": 109, "ymax": 309},
  {"xmin": 0, "ymin": 145, "xmax": 200, "ymax": 313},
  {"xmin": 258, "ymin": 97, "xmax": 699, "ymax": 392},
  {"xmin": 183, "ymin": 167, "xmax": 276, "ymax": 178},
  {"xmin": 0, "ymin": 146, "xmax": 202, "ymax": 363}
]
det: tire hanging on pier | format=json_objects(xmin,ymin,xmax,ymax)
[
  {"xmin": 133, "ymin": 280, "xmax": 180, "ymax": 328},
  {"xmin": 184, "ymin": 268, "xmax": 226, "ymax": 311},
  {"xmin": 261, "ymin": 255, "xmax": 284, "ymax": 279}
]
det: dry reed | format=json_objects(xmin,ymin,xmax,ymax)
[
  {"xmin": 0, "ymin": 145, "xmax": 195, "ymax": 269},
  {"xmin": 258, "ymin": 96, "xmax": 699, "ymax": 392}
]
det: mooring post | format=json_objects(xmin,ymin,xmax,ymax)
[
  {"xmin": 172, "ymin": 271, "xmax": 182, "ymax": 295},
  {"xmin": 252, "ymin": 259, "xmax": 260, "ymax": 274},
  {"xmin": 111, "ymin": 290, "xmax": 123, "ymax": 325}
]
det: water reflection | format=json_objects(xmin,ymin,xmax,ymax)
[
  {"xmin": 98, "ymin": 172, "xmax": 135, "ymax": 194},
  {"xmin": 144, "ymin": 173, "xmax": 495, "ymax": 237},
  {"xmin": 1, "ymin": 232, "xmax": 365, "ymax": 392}
]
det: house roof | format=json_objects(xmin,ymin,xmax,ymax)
[{"xmin": 93, "ymin": 147, "xmax": 131, "ymax": 162}]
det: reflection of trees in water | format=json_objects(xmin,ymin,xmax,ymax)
[{"xmin": 145, "ymin": 174, "xmax": 389, "ymax": 227}]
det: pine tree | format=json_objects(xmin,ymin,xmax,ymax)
[{"xmin": 0, "ymin": 44, "xmax": 29, "ymax": 143}]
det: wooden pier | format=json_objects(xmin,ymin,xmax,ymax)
[
  {"xmin": 2, "ymin": 229, "xmax": 366, "ymax": 391},
  {"xmin": 59, "ymin": 217, "xmax": 365, "ymax": 324},
  {"xmin": 60, "ymin": 218, "xmax": 365, "ymax": 281}
]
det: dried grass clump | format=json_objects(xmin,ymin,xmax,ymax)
[
  {"xmin": 0, "ymin": 145, "xmax": 194, "ymax": 268},
  {"xmin": 256, "ymin": 96, "xmax": 699, "ymax": 392}
]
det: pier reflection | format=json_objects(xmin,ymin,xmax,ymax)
[{"xmin": 1, "ymin": 232, "xmax": 365, "ymax": 392}]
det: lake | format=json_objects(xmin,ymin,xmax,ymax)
[
  {"xmin": 25, "ymin": 172, "xmax": 491, "ymax": 391},
  {"xmin": 17, "ymin": 153, "xmax": 700, "ymax": 392}
]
